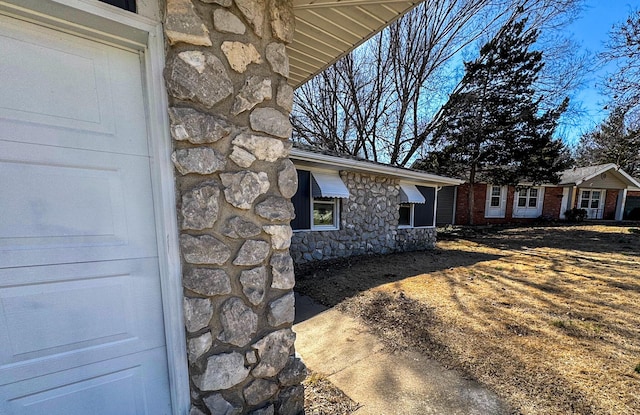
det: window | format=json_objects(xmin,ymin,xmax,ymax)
[
  {"xmin": 590, "ymin": 191, "xmax": 601, "ymax": 208},
  {"xmin": 291, "ymin": 169, "xmax": 349, "ymax": 231},
  {"xmin": 313, "ymin": 198, "xmax": 339, "ymax": 229},
  {"xmin": 398, "ymin": 203, "xmax": 413, "ymax": 227},
  {"xmin": 580, "ymin": 190, "xmax": 601, "ymax": 209},
  {"xmin": 518, "ymin": 188, "xmax": 538, "ymax": 208},
  {"xmin": 99, "ymin": 0, "xmax": 136, "ymax": 12},
  {"xmin": 580, "ymin": 191, "xmax": 590, "ymax": 208},
  {"xmin": 397, "ymin": 184, "xmax": 436, "ymax": 228},
  {"xmin": 513, "ymin": 187, "xmax": 543, "ymax": 218},
  {"xmin": 579, "ymin": 189, "xmax": 605, "ymax": 219},
  {"xmin": 490, "ymin": 186, "xmax": 502, "ymax": 207}
]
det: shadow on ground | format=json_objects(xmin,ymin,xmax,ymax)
[
  {"xmin": 294, "ymin": 223, "xmax": 640, "ymax": 415},
  {"xmin": 438, "ymin": 222, "xmax": 640, "ymax": 256},
  {"xmin": 295, "ymin": 248, "xmax": 502, "ymax": 307}
]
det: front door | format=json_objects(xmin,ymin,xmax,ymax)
[
  {"xmin": 0, "ymin": 14, "xmax": 172, "ymax": 414},
  {"xmin": 579, "ymin": 189, "xmax": 605, "ymax": 219}
]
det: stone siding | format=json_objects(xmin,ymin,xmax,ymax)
[
  {"xmin": 290, "ymin": 171, "xmax": 436, "ymax": 263},
  {"xmin": 162, "ymin": 1, "xmax": 305, "ymax": 414}
]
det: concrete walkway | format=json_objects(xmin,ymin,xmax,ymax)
[{"xmin": 293, "ymin": 294, "xmax": 512, "ymax": 415}]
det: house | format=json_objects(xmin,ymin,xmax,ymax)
[
  {"xmin": 0, "ymin": 1, "xmax": 426, "ymax": 414},
  {"xmin": 288, "ymin": 147, "xmax": 462, "ymax": 263},
  {"xmin": 451, "ymin": 164, "xmax": 640, "ymax": 225}
]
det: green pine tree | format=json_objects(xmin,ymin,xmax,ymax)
[
  {"xmin": 575, "ymin": 106, "xmax": 640, "ymax": 177},
  {"xmin": 414, "ymin": 18, "xmax": 571, "ymax": 224}
]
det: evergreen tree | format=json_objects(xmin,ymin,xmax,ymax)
[
  {"xmin": 575, "ymin": 106, "xmax": 640, "ymax": 177},
  {"xmin": 414, "ymin": 18, "xmax": 570, "ymax": 224}
]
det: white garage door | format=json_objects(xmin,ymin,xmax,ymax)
[{"xmin": 0, "ymin": 14, "xmax": 172, "ymax": 415}]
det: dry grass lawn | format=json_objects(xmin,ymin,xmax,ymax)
[{"xmin": 296, "ymin": 224, "xmax": 640, "ymax": 415}]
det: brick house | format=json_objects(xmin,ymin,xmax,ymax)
[{"xmin": 449, "ymin": 164, "xmax": 640, "ymax": 225}]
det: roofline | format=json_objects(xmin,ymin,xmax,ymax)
[
  {"xmin": 290, "ymin": 148, "xmax": 464, "ymax": 186},
  {"xmin": 574, "ymin": 164, "xmax": 640, "ymax": 188},
  {"xmin": 574, "ymin": 163, "xmax": 615, "ymax": 186}
]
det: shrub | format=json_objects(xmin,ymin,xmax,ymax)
[{"xmin": 565, "ymin": 208, "xmax": 588, "ymax": 222}]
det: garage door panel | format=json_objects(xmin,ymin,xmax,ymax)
[
  {"xmin": 0, "ymin": 141, "xmax": 158, "ymax": 268},
  {"xmin": 1, "ymin": 12, "xmax": 173, "ymax": 413},
  {"xmin": 0, "ymin": 14, "xmax": 148, "ymax": 156},
  {"xmin": 0, "ymin": 259, "xmax": 166, "ymax": 384},
  {"xmin": 1, "ymin": 347, "xmax": 171, "ymax": 415}
]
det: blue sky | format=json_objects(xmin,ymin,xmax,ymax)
[{"xmin": 565, "ymin": 0, "xmax": 637, "ymax": 144}]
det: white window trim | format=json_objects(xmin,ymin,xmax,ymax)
[
  {"xmin": 311, "ymin": 197, "xmax": 340, "ymax": 230},
  {"xmin": 0, "ymin": 3, "xmax": 190, "ymax": 413},
  {"xmin": 397, "ymin": 203, "xmax": 415, "ymax": 228},
  {"xmin": 579, "ymin": 188, "xmax": 606, "ymax": 219},
  {"xmin": 512, "ymin": 187, "xmax": 544, "ymax": 218},
  {"xmin": 397, "ymin": 183, "xmax": 438, "ymax": 229},
  {"xmin": 485, "ymin": 185, "xmax": 507, "ymax": 218}
]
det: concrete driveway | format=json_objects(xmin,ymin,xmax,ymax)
[{"xmin": 293, "ymin": 294, "xmax": 512, "ymax": 415}]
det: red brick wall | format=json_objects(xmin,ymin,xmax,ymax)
[
  {"xmin": 455, "ymin": 184, "xmax": 568, "ymax": 225},
  {"xmin": 455, "ymin": 183, "xmax": 488, "ymax": 225},
  {"xmin": 604, "ymin": 190, "xmax": 619, "ymax": 220},
  {"xmin": 542, "ymin": 187, "xmax": 564, "ymax": 218},
  {"xmin": 454, "ymin": 184, "xmax": 629, "ymax": 224},
  {"xmin": 455, "ymin": 183, "xmax": 548, "ymax": 225}
]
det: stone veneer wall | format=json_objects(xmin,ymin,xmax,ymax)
[
  {"xmin": 290, "ymin": 171, "xmax": 437, "ymax": 263},
  {"xmin": 163, "ymin": 1, "xmax": 306, "ymax": 414}
]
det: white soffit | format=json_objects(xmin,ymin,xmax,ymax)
[
  {"xmin": 399, "ymin": 183, "xmax": 425, "ymax": 204},
  {"xmin": 311, "ymin": 171, "xmax": 350, "ymax": 198},
  {"xmin": 289, "ymin": 0, "xmax": 421, "ymax": 87}
]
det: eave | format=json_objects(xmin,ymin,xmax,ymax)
[
  {"xmin": 289, "ymin": 0, "xmax": 421, "ymax": 87},
  {"xmin": 290, "ymin": 148, "xmax": 464, "ymax": 186}
]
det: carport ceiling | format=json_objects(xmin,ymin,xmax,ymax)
[{"xmin": 289, "ymin": 0, "xmax": 420, "ymax": 88}]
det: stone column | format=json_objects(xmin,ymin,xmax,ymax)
[{"xmin": 163, "ymin": 1, "xmax": 305, "ymax": 414}]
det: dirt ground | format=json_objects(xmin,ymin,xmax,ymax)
[
  {"xmin": 296, "ymin": 224, "xmax": 640, "ymax": 415},
  {"xmin": 303, "ymin": 370, "xmax": 362, "ymax": 415}
]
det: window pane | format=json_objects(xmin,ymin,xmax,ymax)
[
  {"xmin": 313, "ymin": 202, "xmax": 334, "ymax": 226},
  {"xmin": 581, "ymin": 191, "xmax": 590, "ymax": 200},
  {"xmin": 592, "ymin": 191, "xmax": 601, "ymax": 200},
  {"xmin": 399, "ymin": 204, "xmax": 411, "ymax": 226},
  {"xmin": 99, "ymin": 0, "xmax": 136, "ymax": 12},
  {"xmin": 492, "ymin": 186, "xmax": 501, "ymax": 196},
  {"xmin": 491, "ymin": 196, "xmax": 500, "ymax": 207},
  {"xmin": 529, "ymin": 188, "xmax": 538, "ymax": 197},
  {"xmin": 580, "ymin": 199, "xmax": 589, "ymax": 208},
  {"xmin": 518, "ymin": 197, "xmax": 527, "ymax": 207},
  {"xmin": 591, "ymin": 200, "xmax": 599, "ymax": 208},
  {"xmin": 528, "ymin": 197, "xmax": 537, "ymax": 207}
]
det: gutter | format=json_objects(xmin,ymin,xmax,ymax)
[{"xmin": 290, "ymin": 148, "xmax": 464, "ymax": 186}]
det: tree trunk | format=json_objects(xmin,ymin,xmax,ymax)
[{"xmin": 468, "ymin": 164, "xmax": 476, "ymax": 225}]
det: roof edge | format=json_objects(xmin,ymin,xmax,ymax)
[
  {"xmin": 577, "ymin": 164, "xmax": 640, "ymax": 188},
  {"xmin": 290, "ymin": 148, "xmax": 464, "ymax": 186}
]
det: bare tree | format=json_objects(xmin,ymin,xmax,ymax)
[
  {"xmin": 292, "ymin": 0, "xmax": 586, "ymax": 167},
  {"xmin": 602, "ymin": 8, "xmax": 640, "ymax": 116}
]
